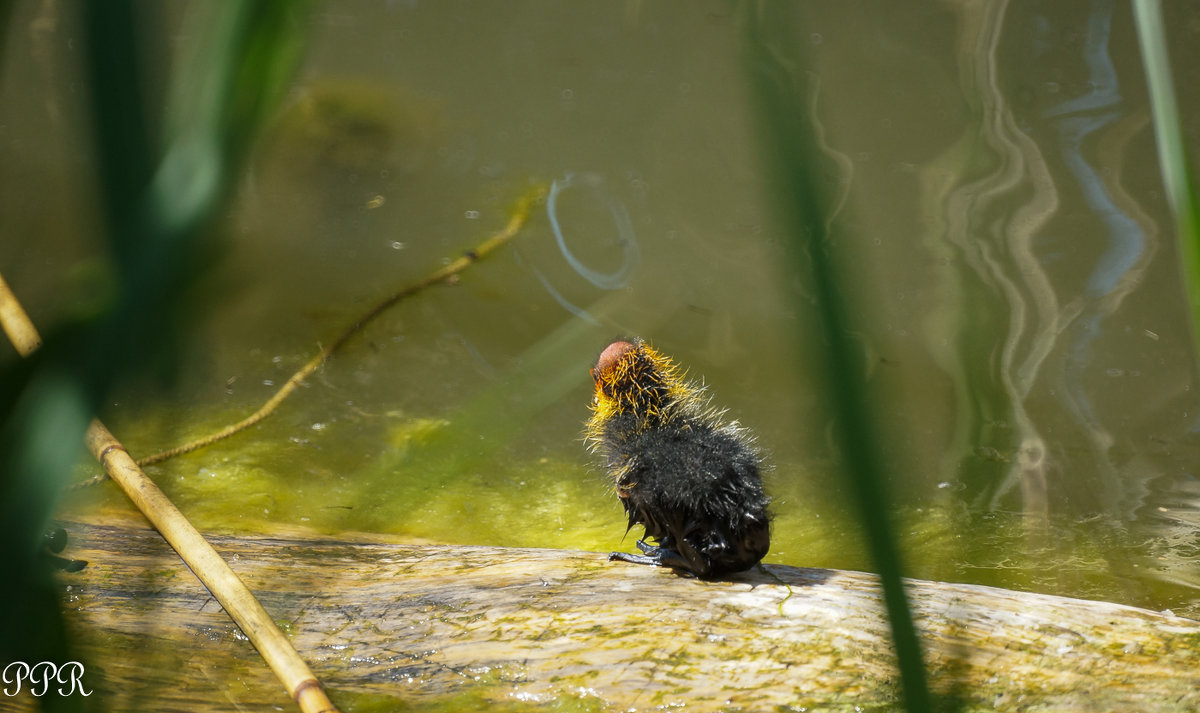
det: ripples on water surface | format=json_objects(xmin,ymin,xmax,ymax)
[{"xmin": 2, "ymin": 1, "xmax": 1199, "ymax": 616}]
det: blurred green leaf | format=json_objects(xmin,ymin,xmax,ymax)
[
  {"xmin": 1133, "ymin": 0, "xmax": 1200, "ymax": 355},
  {"xmin": 0, "ymin": 1, "xmax": 310, "ymax": 697},
  {"xmin": 739, "ymin": 5, "xmax": 935, "ymax": 711}
]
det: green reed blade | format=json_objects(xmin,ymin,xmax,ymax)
[
  {"xmin": 739, "ymin": 5, "xmax": 935, "ymax": 712},
  {"xmin": 0, "ymin": 0, "xmax": 310, "ymax": 683},
  {"xmin": 1133, "ymin": 0, "xmax": 1200, "ymax": 357}
]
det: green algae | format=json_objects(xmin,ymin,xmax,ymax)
[{"xmin": 58, "ymin": 417, "xmax": 1200, "ymax": 621}]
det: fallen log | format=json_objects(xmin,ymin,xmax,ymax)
[{"xmin": 17, "ymin": 521, "xmax": 1200, "ymax": 712}]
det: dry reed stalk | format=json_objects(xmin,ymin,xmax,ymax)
[
  {"xmin": 0, "ymin": 272, "xmax": 42, "ymax": 356},
  {"xmin": 0, "ymin": 271, "xmax": 341, "ymax": 713}
]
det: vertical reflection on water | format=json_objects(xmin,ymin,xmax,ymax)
[
  {"xmin": 1042, "ymin": 0, "xmax": 1157, "ymax": 516},
  {"xmin": 928, "ymin": 0, "xmax": 1160, "ymax": 523},
  {"xmin": 927, "ymin": 0, "xmax": 1061, "ymax": 518}
]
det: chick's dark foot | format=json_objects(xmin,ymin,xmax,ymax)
[
  {"xmin": 609, "ymin": 539, "xmax": 696, "ymax": 575},
  {"xmin": 608, "ymin": 551, "xmax": 662, "ymax": 567},
  {"xmin": 609, "ymin": 538, "xmax": 668, "ymax": 566}
]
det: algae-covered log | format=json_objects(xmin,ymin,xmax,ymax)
[{"xmin": 28, "ymin": 521, "xmax": 1200, "ymax": 712}]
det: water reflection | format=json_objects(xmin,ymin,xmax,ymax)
[
  {"xmin": 919, "ymin": 0, "xmax": 1194, "ymax": 606},
  {"xmin": 1044, "ymin": 0, "xmax": 1156, "ymax": 520},
  {"xmin": 3, "ymin": 0, "xmax": 1198, "ymax": 617},
  {"xmin": 546, "ymin": 172, "xmax": 641, "ymax": 290},
  {"xmin": 927, "ymin": 0, "xmax": 1063, "ymax": 518},
  {"xmin": 514, "ymin": 171, "xmax": 642, "ymax": 325}
]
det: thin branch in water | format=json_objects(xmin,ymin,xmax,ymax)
[{"xmin": 126, "ymin": 182, "xmax": 548, "ymax": 470}]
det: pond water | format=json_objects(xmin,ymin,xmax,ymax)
[{"xmin": 3, "ymin": 0, "xmax": 1200, "ymax": 623}]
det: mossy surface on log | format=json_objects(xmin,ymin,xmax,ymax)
[{"xmin": 23, "ymin": 521, "xmax": 1200, "ymax": 712}]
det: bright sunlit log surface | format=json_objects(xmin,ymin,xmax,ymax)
[{"xmin": 31, "ymin": 521, "xmax": 1200, "ymax": 713}]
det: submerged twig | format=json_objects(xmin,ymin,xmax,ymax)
[
  {"xmin": 0, "ymin": 272, "xmax": 341, "ymax": 713},
  {"xmin": 90, "ymin": 182, "xmax": 546, "ymax": 475}
]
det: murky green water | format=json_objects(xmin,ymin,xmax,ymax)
[{"xmin": 4, "ymin": 0, "xmax": 1200, "ymax": 630}]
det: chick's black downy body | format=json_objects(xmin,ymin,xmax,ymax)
[{"xmin": 586, "ymin": 339, "xmax": 770, "ymax": 578}]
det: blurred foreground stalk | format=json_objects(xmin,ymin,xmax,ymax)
[
  {"xmin": 1132, "ymin": 0, "xmax": 1200, "ymax": 358},
  {"xmin": 0, "ymin": 276, "xmax": 339, "ymax": 713},
  {"xmin": 739, "ymin": 5, "xmax": 933, "ymax": 712},
  {"xmin": 0, "ymin": 1, "xmax": 317, "ymax": 709}
]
